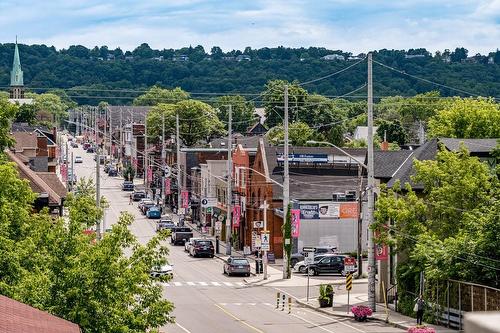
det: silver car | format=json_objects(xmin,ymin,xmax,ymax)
[
  {"xmin": 184, "ymin": 237, "xmax": 201, "ymax": 252},
  {"xmin": 150, "ymin": 264, "xmax": 173, "ymax": 278}
]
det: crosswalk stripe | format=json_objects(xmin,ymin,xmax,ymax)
[
  {"xmin": 211, "ymin": 282, "xmax": 221, "ymax": 286},
  {"xmin": 198, "ymin": 281, "xmax": 208, "ymax": 286},
  {"xmin": 186, "ymin": 282, "xmax": 196, "ymax": 286},
  {"xmin": 236, "ymin": 282, "xmax": 245, "ymax": 286},
  {"xmin": 174, "ymin": 282, "xmax": 182, "ymax": 286},
  {"xmin": 223, "ymin": 282, "xmax": 233, "ymax": 286},
  {"xmin": 163, "ymin": 283, "xmax": 170, "ymax": 287},
  {"xmin": 264, "ymin": 303, "xmax": 272, "ymax": 307}
]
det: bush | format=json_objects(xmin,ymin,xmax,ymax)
[{"xmin": 351, "ymin": 305, "xmax": 373, "ymax": 317}]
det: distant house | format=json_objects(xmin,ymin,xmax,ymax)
[
  {"xmin": 153, "ymin": 56, "xmax": 164, "ymax": 61},
  {"xmin": 405, "ymin": 54, "xmax": 426, "ymax": 59},
  {"xmin": 173, "ymin": 54, "xmax": 189, "ymax": 62},
  {"xmin": 222, "ymin": 56, "xmax": 235, "ymax": 61},
  {"xmin": 353, "ymin": 126, "xmax": 379, "ymax": 141},
  {"xmin": 322, "ymin": 54, "xmax": 345, "ymax": 61},
  {"xmin": 106, "ymin": 54, "xmax": 115, "ymax": 61},
  {"xmin": 236, "ymin": 55, "xmax": 251, "ymax": 62},
  {"xmin": 348, "ymin": 55, "xmax": 364, "ymax": 61},
  {"xmin": 125, "ymin": 56, "xmax": 134, "ymax": 61},
  {"xmin": 488, "ymin": 56, "xmax": 495, "ymax": 64},
  {"xmin": 0, "ymin": 295, "xmax": 80, "ymax": 333},
  {"xmin": 246, "ymin": 122, "xmax": 267, "ymax": 136}
]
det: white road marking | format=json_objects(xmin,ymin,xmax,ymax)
[
  {"xmin": 223, "ymin": 282, "xmax": 233, "ymax": 286},
  {"xmin": 236, "ymin": 282, "xmax": 245, "ymax": 286},
  {"xmin": 290, "ymin": 313, "xmax": 336, "ymax": 333},
  {"xmin": 198, "ymin": 281, "xmax": 208, "ymax": 286},
  {"xmin": 234, "ymin": 303, "xmax": 242, "ymax": 306},
  {"xmin": 248, "ymin": 303, "xmax": 256, "ymax": 306},
  {"xmin": 264, "ymin": 302, "xmax": 272, "ymax": 307},
  {"xmin": 173, "ymin": 282, "xmax": 182, "ymax": 286},
  {"xmin": 175, "ymin": 322, "xmax": 192, "ymax": 333},
  {"xmin": 186, "ymin": 282, "xmax": 196, "ymax": 286},
  {"xmin": 211, "ymin": 281, "xmax": 221, "ymax": 286}
]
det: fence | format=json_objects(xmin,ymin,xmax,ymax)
[{"xmin": 387, "ymin": 279, "xmax": 500, "ymax": 330}]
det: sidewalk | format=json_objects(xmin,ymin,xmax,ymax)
[{"xmin": 294, "ymin": 294, "xmax": 456, "ymax": 332}]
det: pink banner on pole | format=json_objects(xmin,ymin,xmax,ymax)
[
  {"xmin": 181, "ymin": 191, "xmax": 189, "ymax": 208},
  {"xmin": 233, "ymin": 205, "xmax": 241, "ymax": 227},
  {"xmin": 291, "ymin": 209, "xmax": 301, "ymax": 238},
  {"xmin": 147, "ymin": 167, "xmax": 153, "ymax": 182},
  {"xmin": 164, "ymin": 178, "xmax": 171, "ymax": 195}
]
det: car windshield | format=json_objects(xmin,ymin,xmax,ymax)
[{"xmin": 232, "ymin": 259, "xmax": 249, "ymax": 265}]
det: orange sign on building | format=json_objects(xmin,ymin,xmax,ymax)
[{"xmin": 339, "ymin": 202, "xmax": 358, "ymax": 218}]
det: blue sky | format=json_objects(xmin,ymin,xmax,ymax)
[{"xmin": 1, "ymin": 0, "xmax": 499, "ymax": 54}]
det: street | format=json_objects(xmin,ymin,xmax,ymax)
[{"xmin": 70, "ymin": 142, "xmax": 404, "ymax": 333}]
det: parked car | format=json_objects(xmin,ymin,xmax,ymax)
[
  {"xmin": 83, "ymin": 143, "xmax": 90, "ymax": 150},
  {"xmin": 74, "ymin": 156, "xmax": 83, "ymax": 163},
  {"xmin": 146, "ymin": 206, "xmax": 162, "ymax": 219},
  {"xmin": 223, "ymin": 256, "xmax": 250, "ymax": 276},
  {"xmin": 71, "ymin": 142, "xmax": 78, "ymax": 148},
  {"xmin": 150, "ymin": 264, "xmax": 173, "ymax": 278},
  {"xmin": 306, "ymin": 254, "xmax": 351, "ymax": 276},
  {"xmin": 67, "ymin": 171, "xmax": 77, "ymax": 185},
  {"xmin": 189, "ymin": 239, "xmax": 215, "ymax": 258},
  {"xmin": 156, "ymin": 219, "xmax": 176, "ymax": 232},
  {"xmin": 104, "ymin": 164, "xmax": 111, "ymax": 173},
  {"xmin": 171, "ymin": 227, "xmax": 193, "ymax": 246},
  {"xmin": 132, "ymin": 190, "xmax": 147, "ymax": 201},
  {"xmin": 290, "ymin": 246, "xmax": 338, "ymax": 267},
  {"xmin": 138, "ymin": 198, "xmax": 153, "ymax": 210},
  {"xmin": 108, "ymin": 167, "xmax": 118, "ymax": 176},
  {"xmin": 292, "ymin": 254, "xmax": 329, "ymax": 274},
  {"xmin": 121, "ymin": 181, "xmax": 134, "ymax": 191},
  {"xmin": 141, "ymin": 201, "xmax": 156, "ymax": 215},
  {"xmin": 86, "ymin": 146, "xmax": 95, "ymax": 153},
  {"xmin": 184, "ymin": 237, "xmax": 201, "ymax": 252}
]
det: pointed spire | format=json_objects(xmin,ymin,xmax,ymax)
[{"xmin": 10, "ymin": 38, "xmax": 24, "ymax": 87}]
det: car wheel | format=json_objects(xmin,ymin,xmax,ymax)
[
  {"xmin": 307, "ymin": 268, "xmax": 316, "ymax": 276},
  {"xmin": 298, "ymin": 266, "xmax": 307, "ymax": 274}
]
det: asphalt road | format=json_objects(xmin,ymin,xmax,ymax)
[{"xmin": 70, "ymin": 140, "xmax": 404, "ymax": 333}]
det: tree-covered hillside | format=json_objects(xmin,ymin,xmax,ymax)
[{"xmin": 0, "ymin": 43, "xmax": 499, "ymax": 105}]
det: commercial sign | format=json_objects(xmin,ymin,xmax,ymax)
[
  {"xmin": 340, "ymin": 202, "xmax": 358, "ymax": 218},
  {"xmin": 253, "ymin": 221, "xmax": 264, "ymax": 229},
  {"xmin": 181, "ymin": 191, "xmax": 189, "ymax": 208},
  {"xmin": 200, "ymin": 197, "xmax": 216, "ymax": 208},
  {"xmin": 164, "ymin": 178, "xmax": 171, "ymax": 195},
  {"xmin": 291, "ymin": 209, "xmax": 301, "ymax": 238},
  {"xmin": 277, "ymin": 153, "xmax": 329, "ymax": 163},
  {"xmin": 299, "ymin": 202, "xmax": 358, "ymax": 220},
  {"xmin": 147, "ymin": 166, "xmax": 153, "ymax": 182},
  {"xmin": 344, "ymin": 257, "xmax": 357, "ymax": 273},
  {"xmin": 233, "ymin": 205, "xmax": 241, "ymax": 227}
]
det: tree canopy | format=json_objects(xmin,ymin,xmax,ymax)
[
  {"xmin": 213, "ymin": 95, "xmax": 256, "ymax": 133},
  {"xmin": 134, "ymin": 86, "xmax": 190, "ymax": 106}
]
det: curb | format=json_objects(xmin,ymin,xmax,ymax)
[
  {"xmin": 295, "ymin": 299, "xmax": 410, "ymax": 331},
  {"xmin": 243, "ymin": 277, "xmax": 368, "ymax": 287}
]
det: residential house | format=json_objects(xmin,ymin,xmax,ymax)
[
  {"xmin": 353, "ymin": 126, "xmax": 379, "ymax": 141},
  {"xmin": 246, "ymin": 122, "xmax": 268, "ymax": 136},
  {"xmin": 0, "ymin": 295, "xmax": 80, "ymax": 333},
  {"xmin": 322, "ymin": 54, "xmax": 345, "ymax": 61},
  {"xmin": 11, "ymin": 127, "xmax": 58, "ymax": 173},
  {"xmin": 236, "ymin": 55, "xmax": 251, "ymax": 62}
]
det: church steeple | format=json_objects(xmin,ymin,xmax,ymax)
[{"xmin": 10, "ymin": 38, "xmax": 25, "ymax": 99}]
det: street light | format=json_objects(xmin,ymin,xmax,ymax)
[{"xmin": 306, "ymin": 140, "xmax": 367, "ymax": 279}]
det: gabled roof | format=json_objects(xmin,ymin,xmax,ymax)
[
  {"xmin": 11, "ymin": 131, "xmax": 37, "ymax": 151},
  {"xmin": 373, "ymin": 150, "xmax": 414, "ymax": 179},
  {"xmin": 439, "ymin": 138, "xmax": 498, "ymax": 153},
  {"xmin": 246, "ymin": 122, "xmax": 267, "ymax": 135},
  {"xmin": 6, "ymin": 151, "xmax": 64, "ymax": 205},
  {"xmin": 0, "ymin": 295, "xmax": 80, "ymax": 333}
]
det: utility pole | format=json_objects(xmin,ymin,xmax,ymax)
[
  {"xmin": 95, "ymin": 109, "xmax": 101, "ymax": 240},
  {"xmin": 176, "ymin": 113, "xmax": 182, "ymax": 215},
  {"xmin": 103, "ymin": 107, "xmax": 107, "ymax": 158},
  {"xmin": 70, "ymin": 151, "xmax": 74, "ymax": 192},
  {"xmin": 144, "ymin": 113, "xmax": 148, "ymax": 195},
  {"xmin": 283, "ymin": 85, "xmax": 290, "ymax": 279},
  {"xmin": 225, "ymin": 105, "xmax": 233, "ymax": 255},
  {"xmin": 161, "ymin": 112, "xmax": 166, "ymax": 208},
  {"xmin": 108, "ymin": 107, "xmax": 112, "ymax": 158},
  {"xmin": 119, "ymin": 108, "xmax": 123, "ymax": 166},
  {"xmin": 65, "ymin": 140, "xmax": 69, "ymax": 189},
  {"xmin": 367, "ymin": 52, "xmax": 376, "ymax": 310},
  {"xmin": 357, "ymin": 163, "xmax": 363, "ymax": 277},
  {"xmin": 263, "ymin": 199, "xmax": 268, "ymax": 280}
]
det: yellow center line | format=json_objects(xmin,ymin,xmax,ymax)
[{"xmin": 214, "ymin": 303, "xmax": 265, "ymax": 333}]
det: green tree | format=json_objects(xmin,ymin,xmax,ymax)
[
  {"xmin": 175, "ymin": 100, "xmax": 224, "ymax": 146},
  {"xmin": 0, "ymin": 98, "xmax": 18, "ymax": 149},
  {"xmin": 146, "ymin": 103, "xmax": 176, "ymax": 144},
  {"xmin": 427, "ymin": 97, "xmax": 500, "ymax": 138},
  {"xmin": 214, "ymin": 95, "xmax": 255, "ymax": 133},
  {"xmin": 16, "ymin": 103, "xmax": 37, "ymax": 124},
  {"xmin": 134, "ymin": 86, "xmax": 190, "ymax": 106},
  {"xmin": 304, "ymin": 95, "xmax": 348, "ymax": 146},
  {"xmin": 34, "ymin": 93, "xmax": 67, "ymax": 125},
  {"xmin": 263, "ymin": 80, "xmax": 308, "ymax": 128},
  {"xmin": 374, "ymin": 146, "xmax": 500, "ymax": 302},
  {"xmin": 376, "ymin": 120, "xmax": 408, "ymax": 145},
  {"xmin": 266, "ymin": 121, "xmax": 317, "ymax": 146},
  {"xmin": 0, "ymin": 169, "xmax": 175, "ymax": 332}
]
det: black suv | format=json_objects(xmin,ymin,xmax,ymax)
[
  {"xmin": 121, "ymin": 181, "xmax": 134, "ymax": 191},
  {"xmin": 132, "ymin": 190, "xmax": 147, "ymax": 201},
  {"xmin": 290, "ymin": 246, "xmax": 338, "ymax": 267},
  {"xmin": 189, "ymin": 239, "xmax": 215, "ymax": 258},
  {"xmin": 306, "ymin": 254, "xmax": 349, "ymax": 276}
]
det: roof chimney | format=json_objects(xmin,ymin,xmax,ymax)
[{"xmin": 381, "ymin": 130, "xmax": 389, "ymax": 151}]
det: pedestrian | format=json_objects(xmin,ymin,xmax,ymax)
[
  {"xmin": 129, "ymin": 194, "xmax": 133, "ymax": 205},
  {"xmin": 414, "ymin": 294, "xmax": 425, "ymax": 325}
]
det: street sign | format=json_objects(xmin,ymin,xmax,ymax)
[
  {"xmin": 304, "ymin": 252, "xmax": 315, "ymax": 265},
  {"xmin": 344, "ymin": 257, "xmax": 357, "ymax": 273},
  {"xmin": 253, "ymin": 221, "xmax": 264, "ymax": 229},
  {"xmin": 201, "ymin": 197, "xmax": 216, "ymax": 208},
  {"xmin": 254, "ymin": 236, "xmax": 262, "ymax": 249},
  {"xmin": 261, "ymin": 232, "xmax": 270, "ymax": 251},
  {"xmin": 302, "ymin": 247, "xmax": 316, "ymax": 253},
  {"xmin": 346, "ymin": 273, "xmax": 353, "ymax": 291}
]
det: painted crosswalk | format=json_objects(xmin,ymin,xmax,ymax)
[{"xmin": 160, "ymin": 281, "xmax": 246, "ymax": 288}]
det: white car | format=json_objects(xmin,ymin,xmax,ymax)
[
  {"xmin": 150, "ymin": 264, "xmax": 173, "ymax": 278},
  {"xmin": 74, "ymin": 156, "xmax": 83, "ymax": 163},
  {"xmin": 293, "ymin": 254, "xmax": 328, "ymax": 274},
  {"xmin": 184, "ymin": 237, "xmax": 201, "ymax": 252}
]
